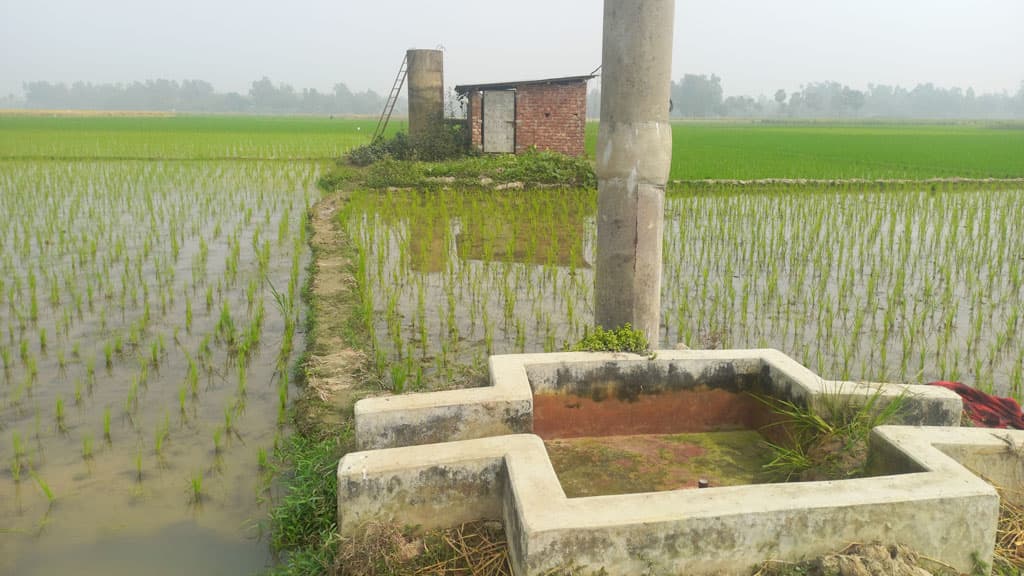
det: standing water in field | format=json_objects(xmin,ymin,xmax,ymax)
[
  {"xmin": 346, "ymin": 185, "xmax": 1024, "ymax": 398},
  {"xmin": 0, "ymin": 160, "xmax": 315, "ymax": 575}
]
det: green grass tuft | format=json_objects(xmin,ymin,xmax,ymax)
[{"xmin": 267, "ymin": 428, "xmax": 352, "ymax": 575}]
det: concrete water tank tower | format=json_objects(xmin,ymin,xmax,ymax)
[{"xmin": 406, "ymin": 49, "xmax": 444, "ymax": 142}]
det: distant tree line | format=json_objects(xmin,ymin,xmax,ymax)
[
  {"xmin": 13, "ymin": 75, "xmax": 1024, "ymax": 119},
  {"xmin": 587, "ymin": 76, "xmax": 1024, "ymax": 119},
  {"xmin": 17, "ymin": 77, "xmax": 393, "ymax": 115}
]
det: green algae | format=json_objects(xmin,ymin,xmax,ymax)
[{"xmin": 545, "ymin": 430, "xmax": 773, "ymax": 498}]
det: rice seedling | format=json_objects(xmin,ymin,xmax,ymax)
[
  {"xmin": 154, "ymin": 420, "xmax": 169, "ymax": 459},
  {"xmin": 28, "ymin": 468, "xmax": 55, "ymax": 505},
  {"xmin": 103, "ymin": 407, "xmax": 112, "ymax": 443},
  {"xmin": 178, "ymin": 384, "xmax": 188, "ymax": 419},
  {"xmin": 189, "ymin": 471, "xmax": 203, "ymax": 504},
  {"xmin": 10, "ymin": 431, "xmax": 26, "ymax": 482},
  {"xmin": 55, "ymin": 395, "xmax": 67, "ymax": 433},
  {"xmin": 103, "ymin": 341, "xmax": 114, "ymax": 369},
  {"xmin": 342, "ymin": 181, "xmax": 1024, "ymax": 402},
  {"xmin": 82, "ymin": 433, "xmax": 93, "ymax": 461}
]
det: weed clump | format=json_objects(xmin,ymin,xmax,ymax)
[
  {"xmin": 754, "ymin": 389, "xmax": 907, "ymax": 482},
  {"xmin": 268, "ymin": 432, "xmax": 351, "ymax": 575},
  {"xmin": 347, "ymin": 124, "xmax": 467, "ymax": 167},
  {"xmin": 571, "ymin": 323, "xmax": 649, "ymax": 354}
]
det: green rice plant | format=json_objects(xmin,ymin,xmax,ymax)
[
  {"xmin": 55, "ymin": 395, "xmax": 67, "ymax": 433},
  {"xmin": 103, "ymin": 407, "xmax": 112, "ymax": 443},
  {"xmin": 213, "ymin": 428, "xmax": 223, "ymax": 455},
  {"xmin": 246, "ymin": 277, "xmax": 257, "ymax": 311},
  {"xmin": 217, "ymin": 301, "xmax": 236, "ymax": 345},
  {"xmin": 223, "ymin": 405, "xmax": 235, "ymax": 434},
  {"xmin": 10, "ymin": 431, "xmax": 25, "ymax": 481},
  {"xmin": 28, "ymin": 468, "xmax": 55, "ymax": 505},
  {"xmin": 257, "ymin": 447, "xmax": 269, "ymax": 471},
  {"xmin": 10, "ymin": 454, "xmax": 21, "ymax": 483},
  {"xmin": 178, "ymin": 384, "xmax": 187, "ymax": 418},
  {"xmin": 389, "ymin": 361, "xmax": 408, "ymax": 394},
  {"xmin": 277, "ymin": 379, "xmax": 288, "ymax": 420},
  {"xmin": 237, "ymin": 354, "xmax": 247, "ymax": 397},
  {"xmin": 25, "ymin": 353, "xmax": 38, "ymax": 382},
  {"xmin": 56, "ymin": 348, "xmax": 67, "ymax": 372},
  {"xmin": 82, "ymin": 433, "xmax": 94, "ymax": 461},
  {"xmin": 187, "ymin": 357, "xmax": 199, "ymax": 397},
  {"xmin": 126, "ymin": 377, "xmax": 139, "ymax": 414},
  {"xmin": 154, "ymin": 422, "xmax": 168, "ymax": 458},
  {"xmin": 150, "ymin": 339, "xmax": 160, "ymax": 368},
  {"xmin": 189, "ymin": 471, "xmax": 203, "ymax": 504}
]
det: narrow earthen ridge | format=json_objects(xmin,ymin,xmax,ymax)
[{"xmin": 338, "ymin": 426, "xmax": 1010, "ymax": 575}]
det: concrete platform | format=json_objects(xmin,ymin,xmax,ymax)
[
  {"xmin": 340, "ymin": 350, "xmax": 998, "ymax": 575},
  {"xmin": 354, "ymin": 349, "xmax": 962, "ymax": 450},
  {"xmin": 339, "ymin": 426, "xmax": 1012, "ymax": 574}
]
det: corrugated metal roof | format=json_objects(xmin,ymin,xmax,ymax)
[{"xmin": 454, "ymin": 75, "xmax": 596, "ymax": 95}]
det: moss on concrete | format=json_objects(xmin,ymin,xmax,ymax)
[{"xmin": 545, "ymin": 431, "xmax": 773, "ymax": 497}]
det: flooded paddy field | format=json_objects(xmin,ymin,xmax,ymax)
[
  {"xmin": 346, "ymin": 184, "xmax": 1024, "ymax": 398},
  {"xmin": 0, "ymin": 159, "xmax": 316, "ymax": 575}
]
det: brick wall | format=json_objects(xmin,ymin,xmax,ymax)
[
  {"xmin": 464, "ymin": 81, "xmax": 587, "ymax": 156},
  {"xmin": 467, "ymin": 91, "xmax": 484, "ymax": 152},
  {"xmin": 513, "ymin": 82, "xmax": 587, "ymax": 157}
]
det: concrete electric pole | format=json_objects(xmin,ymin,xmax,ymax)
[{"xmin": 594, "ymin": 0, "xmax": 675, "ymax": 346}]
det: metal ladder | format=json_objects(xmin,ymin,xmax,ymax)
[{"xmin": 372, "ymin": 55, "xmax": 407, "ymax": 143}]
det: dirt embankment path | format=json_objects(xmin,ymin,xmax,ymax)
[{"xmin": 295, "ymin": 191, "xmax": 366, "ymax": 437}]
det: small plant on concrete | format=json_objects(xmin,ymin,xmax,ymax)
[
  {"xmin": 571, "ymin": 323, "xmax": 649, "ymax": 354},
  {"xmin": 754, "ymin": 388, "xmax": 907, "ymax": 482}
]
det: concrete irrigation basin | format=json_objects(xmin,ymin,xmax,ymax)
[{"xmin": 338, "ymin": 350, "xmax": 1013, "ymax": 574}]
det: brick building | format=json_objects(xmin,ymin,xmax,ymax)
[{"xmin": 455, "ymin": 75, "xmax": 593, "ymax": 157}]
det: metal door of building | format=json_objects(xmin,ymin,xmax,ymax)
[{"xmin": 483, "ymin": 90, "xmax": 515, "ymax": 153}]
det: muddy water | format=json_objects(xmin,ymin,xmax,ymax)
[
  {"xmin": 0, "ymin": 161, "xmax": 315, "ymax": 575},
  {"xmin": 346, "ymin": 186, "xmax": 1024, "ymax": 397}
]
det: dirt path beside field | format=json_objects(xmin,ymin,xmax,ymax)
[{"xmin": 294, "ymin": 191, "xmax": 367, "ymax": 437}]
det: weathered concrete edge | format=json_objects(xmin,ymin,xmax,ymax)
[
  {"xmin": 337, "ymin": 427, "xmax": 1001, "ymax": 574},
  {"xmin": 353, "ymin": 349, "xmax": 962, "ymax": 449},
  {"xmin": 353, "ymin": 351, "xmax": 645, "ymax": 449}
]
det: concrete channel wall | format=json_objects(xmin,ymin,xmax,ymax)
[
  {"xmin": 354, "ymin": 349, "xmax": 962, "ymax": 450},
  {"xmin": 339, "ymin": 426, "xmax": 1009, "ymax": 574},
  {"xmin": 338, "ymin": 350, "xmax": 1012, "ymax": 574}
]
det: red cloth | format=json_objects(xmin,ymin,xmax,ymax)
[{"xmin": 930, "ymin": 381, "xmax": 1024, "ymax": 429}]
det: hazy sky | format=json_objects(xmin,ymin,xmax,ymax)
[{"xmin": 2, "ymin": 0, "xmax": 1022, "ymax": 98}]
